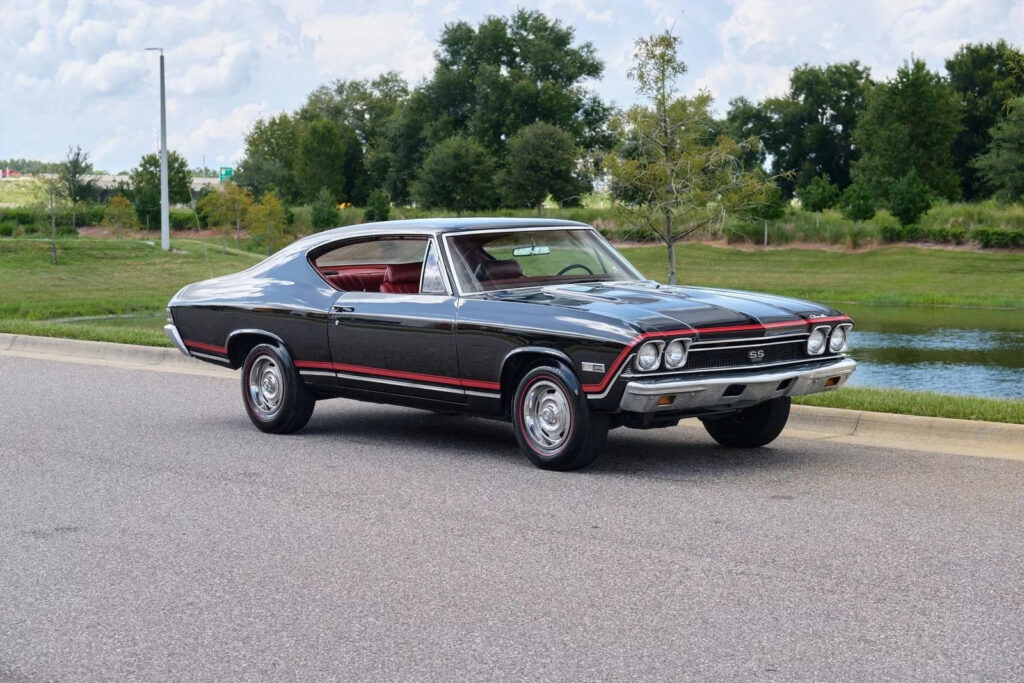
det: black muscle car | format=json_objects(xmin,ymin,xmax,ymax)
[{"xmin": 165, "ymin": 218, "xmax": 855, "ymax": 470}]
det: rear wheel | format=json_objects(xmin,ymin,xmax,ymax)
[
  {"xmin": 701, "ymin": 396, "xmax": 790, "ymax": 448},
  {"xmin": 241, "ymin": 343, "xmax": 314, "ymax": 434},
  {"xmin": 511, "ymin": 363, "xmax": 608, "ymax": 471}
]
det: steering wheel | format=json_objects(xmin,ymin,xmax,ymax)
[{"xmin": 556, "ymin": 263, "xmax": 594, "ymax": 276}]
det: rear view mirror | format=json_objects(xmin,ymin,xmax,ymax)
[{"xmin": 512, "ymin": 245, "xmax": 551, "ymax": 257}]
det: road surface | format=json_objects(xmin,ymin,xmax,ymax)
[{"xmin": 1, "ymin": 356, "xmax": 1022, "ymax": 680}]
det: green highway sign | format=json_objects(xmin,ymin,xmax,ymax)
[{"xmin": 219, "ymin": 166, "xmax": 233, "ymax": 182}]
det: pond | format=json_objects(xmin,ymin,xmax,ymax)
[
  {"xmin": 59, "ymin": 304, "xmax": 1024, "ymax": 400},
  {"xmin": 839, "ymin": 303, "xmax": 1024, "ymax": 400}
]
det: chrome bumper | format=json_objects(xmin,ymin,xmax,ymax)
[
  {"xmin": 619, "ymin": 357, "xmax": 856, "ymax": 413},
  {"xmin": 164, "ymin": 323, "xmax": 191, "ymax": 357}
]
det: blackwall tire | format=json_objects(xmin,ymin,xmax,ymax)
[
  {"xmin": 701, "ymin": 396, "xmax": 791, "ymax": 448},
  {"xmin": 511, "ymin": 362, "xmax": 608, "ymax": 471},
  {"xmin": 241, "ymin": 343, "xmax": 315, "ymax": 434}
]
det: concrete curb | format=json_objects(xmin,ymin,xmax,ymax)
[{"xmin": 2, "ymin": 332, "xmax": 1022, "ymax": 461}]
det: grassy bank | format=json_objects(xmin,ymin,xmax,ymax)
[
  {"xmin": 0, "ymin": 237, "xmax": 261, "ymax": 320},
  {"xmin": 621, "ymin": 243, "xmax": 1024, "ymax": 309},
  {"xmin": 794, "ymin": 387, "xmax": 1024, "ymax": 425}
]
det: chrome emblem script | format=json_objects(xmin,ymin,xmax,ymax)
[{"xmin": 747, "ymin": 349, "xmax": 765, "ymax": 362}]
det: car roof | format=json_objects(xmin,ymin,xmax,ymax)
[{"xmin": 291, "ymin": 217, "xmax": 594, "ymax": 254}]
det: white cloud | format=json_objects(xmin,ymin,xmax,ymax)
[
  {"xmin": 69, "ymin": 20, "xmax": 118, "ymax": 56},
  {"xmin": 173, "ymin": 43, "xmax": 260, "ymax": 97},
  {"xmin": 187, "ymin": 102, "xmax": 270, "ymax": 159},
  {"xmin": 56, "ymin": 50, "xmax": 148, "ymax": 96},
  {"xmin": 301, "ymin": 12, "xmax": 436, "ymax": 81}
]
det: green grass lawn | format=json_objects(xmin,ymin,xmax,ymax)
[
  {"xmin": 0, "ymin": 237, "xmax": 261, "ymax": 320},
  {"xmin": 0, "ymin": 178, "xmax": 48, "ymax": 205},
  {"xmin": 2, "ymin": 236, "xmax": 1022, "ymax": 423},
  {"xmin": 619, "ymin": 243, "xmax": 1024, "ymax": 309}
]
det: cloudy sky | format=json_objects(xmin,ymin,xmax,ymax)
[{"xmin": 1, "ymin": 0, "xmax": 1020, "ymax": 172}]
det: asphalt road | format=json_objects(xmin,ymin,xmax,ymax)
[{"xmin": 2, "ymin": 356, "xmax": 1023, "ymax": 681}]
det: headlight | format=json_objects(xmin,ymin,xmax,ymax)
[
  {"xmin": 635, "ymin": 341, "xmax": 663, "ymax": 371},
  {"xmin": 806, "ymin": 327, "xmax": 828, "ymax": 355},
  {"xmin": 829, "ymin": 324, "xmax": 850, "ymax": 353},
  {"xmin": 663, "ymin": 339, "xmax": 688, "ymax": 368}
]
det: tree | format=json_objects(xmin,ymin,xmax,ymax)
[
  {"xmin": 44, "ymin": 177, "xmax": 62, "ymax": 265},
  {"xmin": 294, "ymin": 118, "xmax": 365, "ymax": 204},
  {"xmin": 236, "ymin": 114, "xmax": 302, "ymax": 202},
  {"xmin": 839, "ymin": 180, "xmax": 875, "ymax": 221},
  {"xmin": 310, "ymin": 188, "xmax": 340, "ymax": 230},
  {"xmin": 422, "ymin": 10, "xmax": 611, "ymax": 155},
  {"xmin": 973, "ymin": 96, "xmax": 1024, "ymax": 202},
  {"xmin": 411, "ymin": 136, "xmax": 497, "ymax": 216},
  {"xmin": 102, "ymin": 195, "xmax": 139, "ymax": 238},
  {"xmin": 363, "ymin": 189, "xmax": 391, "ymax": 223},
  {"xmin": 799, "ymin": 174, "xmax": 841, "ymax": 212},
  {"xmin": 298, "ymin": 72, "xmax": 409, "ymax": 191},
  {"xmin": 853, "ymin": 59, "xmax": 961, "ymax": 202},
  {"xmin": 605, "ymin": 31, "xmax": 778, "ymax": 284},
  {"xmin": 59, "ymin": 145, "xmax": 98, "ymax": 230},
  {"xmin": 946, "ymin": 41, "xmax": 1024, "ymax": 199},
  {"xmin": 248, "ymin": 191, "xmax": 288, "ymax": 256},
  {"xmin": 197, "ymin": 182, "xmax": 254, "ymax": 252},
  {"xmin": 888, "ymin": 170, "xmax": 932, "ymax": 226},
  {"xmin": 725, "ymin": 62, "xmax": 872, "ymax": 196},
  {"xmin": 500, "ymin": 122, "xmax": 584, "ymax": 213},
  {"xmin": 130, "ymin": 150, "xmax": 193, "ymax": 226}
]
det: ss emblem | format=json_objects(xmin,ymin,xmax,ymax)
[{"xmin": 747, "ymin": 349, "xmax": 765, "ymax": 362}]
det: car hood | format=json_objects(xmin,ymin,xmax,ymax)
[{"xmin": 480, "ymin": 280, "xmax": 847, "ymax": 335}]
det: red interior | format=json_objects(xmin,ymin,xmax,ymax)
[{"xmin": 317, "ymin": 263, "xmax": 421, "ymax": 294}]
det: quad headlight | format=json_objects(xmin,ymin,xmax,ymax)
[
  {"xmin": 635, "ymin": 341, "xmax": 663, "ymax": 371},
  {"xmin": 663, "ymin": 339, "xmax": 689, "ymax": 369},
  {"xmin": 806, "ymin": 326, "xmax": 828, "ymax": 355},
  {"xmin": 829, "ymin": 324, "xmax": 851, "ymax": 353}
]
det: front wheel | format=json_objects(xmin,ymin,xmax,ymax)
[
  {"xmin": 511, "ymin": 363, "xmax": 608, "ymax": 471},
  {"xmin": 241, "ymin": 343, "xmax": 315, "ymax": 434},
  {"xmin": 700, "ymin": 396, "xmax": 791, "ymax": 448}
]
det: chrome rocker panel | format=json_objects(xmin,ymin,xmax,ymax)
[
  {"xmin": 163, "ymin": 323, "xmax": 191, "ymax": 358},
  {"xmin": 619, "ymin": 357, "xmax": 857, "ymax": 413}
]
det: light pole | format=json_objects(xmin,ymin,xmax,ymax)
[{"xmin": 146, "ymin": 47, "xmax": 170, "ymax": 251}]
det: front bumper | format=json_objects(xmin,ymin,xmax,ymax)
[
  {"xmin": 164, "ymin": 323, "xmax": 191, "ymax": 357},
  {"xmin": 619, "ymin": 357, "xmax": 856, "ymax": 413}
]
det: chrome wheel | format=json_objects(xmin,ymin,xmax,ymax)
[
  {"xmin": 522, "ymin": 379, "xmax": 572, "ymax": 454},
  {"xmin": 248, "ymin": 355, "xmax": 284, "ymax": 418}
]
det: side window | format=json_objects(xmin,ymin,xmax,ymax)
[{"xmin": 420, "ymin": 241, "xmax": 448, "ymax": 295}]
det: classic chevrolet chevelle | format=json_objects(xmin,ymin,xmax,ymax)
[{"xmin": 166, "ymin": 218, "xmax": 855, "ymax": 470}]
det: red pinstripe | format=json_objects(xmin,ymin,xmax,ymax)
[{"xmin": 184, "ymin": 339, "xmax": 227, "ymax": 355}]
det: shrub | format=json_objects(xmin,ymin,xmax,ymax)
[
  {"xmin": 0, "ymin": 221, "xmax": 15, "ymax": 237},
  {"xmin": 310, "ymin": 188, "xmax": 340, "ymax": 230},
  {"xmin": 973, "ymin": 228, "xmax": 1024, "ymax": 248},
  {"xmin": 23, "ymin": 222, "xmax": 40, "ymax": 235},
  {"xmin": 847, "ymin": 223, "xmax": 871, "ymax": 249},
  {"xmin": 363, "ymin": 189, "xmax": 391, "ymax": 223},
  {"xmin": 169, "ymin": 209, "xmax": 200, "ymax": 230},
  {"xmin": 0, "ymin": 207, "xmax": 38, "ymax": 225},
  {"xmin": 903, "ymin": 224, "xmax": 926, "ymax": 242},
  {"xmin": 927, "ymin": 226, "xmax": 951, "ymax": 243},
  {"xmin": 889, "ymin": 170, "xmax": 932, "ymax": 226},
  {"xmin": 949, "ymin": 227, "xmax": 967, "ymax": 245},
  {"xmin": 800, "ymin": 174, "xmax": 841, "ymax": 212},
  {"xmin": 840, "ymin": 181, "xmax": 875, "ymax": 221},
  {"xmin": 879, "ymin": 223, "xmax": 905, "ymax": 243}
]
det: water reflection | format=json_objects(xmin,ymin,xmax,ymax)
[{"xmin": 840, "ymin": 303, "xmax": 1024, "ymax": 399}]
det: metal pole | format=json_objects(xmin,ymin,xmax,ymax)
[{"xmin": 158, "ymin": 52, "xmax": 170, "ymax": 251}]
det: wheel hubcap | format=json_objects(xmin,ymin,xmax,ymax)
[
  {"xmin": 248, "ymin": 355, "xmax": 283, "ymax": 417},
  {"xmin": 523, "ymin": 379, "xmax": 571, "ymax": 454}
]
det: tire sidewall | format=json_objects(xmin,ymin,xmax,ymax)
[
  {"xmin": 242, "ymin": 343, "xmax": 299, "ymax": 431},
  {"xmin": 512, "ymin": 362, "xmax": 594, "ymax": 468}
]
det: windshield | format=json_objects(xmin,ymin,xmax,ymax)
[{"xmin": 445, "ymin": 228, "xmax": 643, "ymax": 294}]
